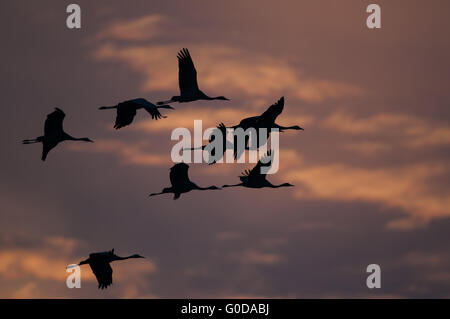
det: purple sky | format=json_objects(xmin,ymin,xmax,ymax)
[{"xmin": 0, "ymin": 0, "xmax": 449, "ymax": 298}]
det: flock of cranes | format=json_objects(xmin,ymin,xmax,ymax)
[{"xmin": 22, "ymin": 48, "xmax": 304, "ymax": 289}]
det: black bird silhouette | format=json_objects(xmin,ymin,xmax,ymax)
[
  {"xmin": 22, "ymin": 108, "xmax": 93, "ymax": 161},
  {"xmin": 231, "ymin": 97, "xmax": 303, "ymax": 159},
  {"xmin": 183, "ymin": 123, "xmax": 233, "ymax": 164},
  {"xmin": 99, "ymin": 98, "xmax": 174, "ymax": 129},
  {"xmin": 149, "ymin": 162, "xmax": 221, "ymax": 199},
  {"xmin": 222, "ymin": 150, "xmax": 294, "ymax": 189},
  {"xmin": 157, "ymin": 48, "xmax": 229, "ymax": 105},
  {"xmin": 76, "ymin": 249, "xmax": 144, "ymax": 290}
]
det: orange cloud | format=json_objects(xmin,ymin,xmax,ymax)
[
  {"xmin": 241, "ymin": 250, "xmax": 283, "ymax": 265},
  {"xmin": 322, "ymin": 112, "xmax": 416, "ymax": 134},
  {"xmin": 97, "ymin": 15, "xmax": 166, "ymax": 41},
  {"xmin": 93, "ymin": 15, "xmax": 363, "ymax": 103},
  {"xmin": 11, "ymin": 283, "xmax": 39, "ymax": 299},
  {"xmin": 0, "ymin": 236, "xmax": 157, "ymax": 298},
  {"xmin": 0, "ymin": 237, "xmax": 95, "ymax": 283},
  {"xmin": 405, "ymin": 126, "xmax": 450, "ymax": 148},
  {"xmin": 343, "ymin": 141, "xmax": 391, "ymax": 155},
  {"xmin": 285, "ymin": 157, "xmax": 450, "ymax": 229},
  {"xmin": 322, "ymin": 111, "xmax": 450, "ymax": 149}
]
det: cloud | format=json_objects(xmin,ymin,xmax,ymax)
[
  {"xmin": 110, "ymin": 261, "xmax": 157, "ymax": 298},
  {"xmin": 322, "ymin": 111, "xmax": 450, "ymax": 149},
  {"xmin": 0, "ymin": 237, "xmax": 94, "ymax": 283},
  {"xmin": 343, "ymin": 141, "xmax": 391, "ymax": 155},
  {"xmin": 0, "ymin": 236, "xmax": 157, "ymax": 298},
  {"xmin": 406, "ymin": 126, "xmax": 450, "ymax": 148},
  {"xmin": 402, "ymin": 251, "xmax": 443, "ymax": 268},
  {"xmin": 44, "ymin": 236, "xmax": 78, "ymax": 254},
  {"xmin": 93, "ymin": 15, "xmax": 363, "ymax": 103},
  {"xmin": 11, "ymin": 283, "xmax": 39, "ymax": 298},
  {"xmin": 97, "ymin": 15, "xmax": 167, "ymax": 41},
  {"xmin": 241, "ymin": 250, "xmax": 283, "ymax": 265},
  {"xmin": 285, "ymin": 158, "xmax": 450, "ymax": 229},
  {"xmin": 322, "ymin": 112, "xmax": 415, "ymax": 134}
]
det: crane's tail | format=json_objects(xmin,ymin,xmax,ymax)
[
  {"xmin": 22, "ymin": 139, "xmax": 39, "ymax": 144},
  {"xmin": 149, "ymin": 192, "xmax": 164, "ymax": 197}
]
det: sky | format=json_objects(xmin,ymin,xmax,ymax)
[{"xmin": 0, "ymin": 0, "xmax": 449, "ymax": 298}]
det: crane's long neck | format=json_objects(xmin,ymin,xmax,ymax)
[
  {"xmin": 157, "ymin": 97, "xmax": 180, "ymax": 105},
  {"xmin": 113, "ymin": 255, "xmax": 137, "ymax": 261},
  {"xmin": 274, "ymin": 124, "xmax": 303, "ymax": 131},
  {"xmin": 205, "ymin": 95, "xmax": 229, "ymax": 101},
  {"xmin": 63, "ymin": 133, "xmax": 92, "ymax": 142},
  {"xmin": 78, "ymin": 258, "xmax": 90, "ymax": 266},
  {"xmin": 280, "ymin": 125, "xmax": 297, "ymax": 130},
  {"xmin": 195, "ymin": 185, "xmax": 218, "ymax": 191},
  {"xmin": 222, "ymin": 183, "xmax": 243, "ymax": 188},
  {"xmin": 99, "ymin": 106, "xmax": 117, "ymax": 110},
  {"xmin": 269, "ymin": 183, "xmax": 293, "ymax": 188}
]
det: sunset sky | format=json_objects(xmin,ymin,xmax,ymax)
[{"xmin": 1, "ymin": 0, "xmax": 449, "ymax": 298}]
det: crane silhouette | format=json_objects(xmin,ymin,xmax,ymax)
[
  {"xmin": 75, "ymin": 249, "xmax": 144, "ymax": 290},
  {"xmin": 157, "ymin": 48, "xmax": 229, "ymax": 105},
  {"xmin": 183, "ymin": 123, "xmax": 233, "ymax": 164},
  {"xmin": 231, "ymin": 97, "xmax": 303, "ymax": 159},
  {"xmin": 149, "ymin": 162, "xmax": 221, "ymax": 199},
  {"xmin": 222, "ymin": 150, "xmax": 294, "ymax": 189},
  {"xmin": 99, "ymin": 98, "xmax": 174, "ymax": 129},
  {"xmin": 22, "ymin": 107, "xmax": 93, "ymax": 161}
]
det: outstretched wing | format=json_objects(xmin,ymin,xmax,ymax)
[
  {"xmin": 247, "ymin": 150, "xmax": 273, "ymax": 180},
  {"xmin": 231, "ymin": 115, "xmax": 261, "ymax": 159},
  {"xmin": 217, "ymin": 122, "xmax": 227, "ymax": 135},
  {"xmin": 89, "ymin": 259, "xmax": 113, "ymax": 289},
  {"xmin": 256, "ymin": 97, "xmax": 284, "ymax": 127},
  {"xmin": 205, "ymin": 123, "xmax": 228, "ymax": 164},
  {"xmin": 170, "ymin": 163, "xmax": 190, "ymax": 188},
  {"xmin": 208, "ymin": 122, "xmax": 227, "ymax": 144},
  {"xmin": 44, "ymin": 108, "xmax": 65, "ymax": 136},
  {"xmin": 114, "ymin": 102, "xmax": 137, "ymax": 129},
  {"xmin": 130, "ymin": 98, "xmax": 164, "ymax": 120},
  {"xmin": 177, "ymin": 48, "xmax": 199, "ymax": 96}
]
